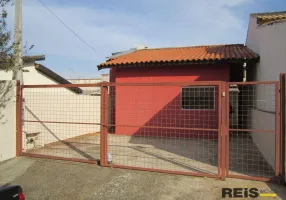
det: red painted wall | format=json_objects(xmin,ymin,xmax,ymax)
[{"xmin": 110, "ymin": 64, "xmax": 230, "ymax": 139}]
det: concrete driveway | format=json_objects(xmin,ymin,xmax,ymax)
[
  {"xmin": 26, "ymin": 133, "xmax": 273, "ymax": 178},
  {"xmin": 0, "ymin": 157, "xmax": 285, "ymax": 200}
]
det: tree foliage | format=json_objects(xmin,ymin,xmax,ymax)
[{"xmin": 0, "ymin": 0, "xmax": 14, "ymax": 71}]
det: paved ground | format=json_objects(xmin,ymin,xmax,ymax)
[
  {"xmin": 26, "ymin": 133, "xmax": 273, "ymax": 177},
  {"xmin": 0, "ymin": 157, "xmax": 285, "ymax": 200}
]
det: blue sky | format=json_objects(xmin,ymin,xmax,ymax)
[{"xmin": 6, "ymin": 0, "xmax": 286, "ymax": 78}]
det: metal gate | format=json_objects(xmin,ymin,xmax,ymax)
[
  {"xmin": 225, "ymin": 81, "xmax": 281, "ymax": 182},
  {"xmin": 17, "ymin": 83, "xmax": 101, "ymax": 163},
  {"xmin": 100, "ymin": 81, "xmax": 223, "ymax": 178},
  {"xmin": 16, "ymin": 80, "xmax": 284, "ymax": 182}
]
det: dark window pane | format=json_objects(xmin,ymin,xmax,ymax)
[{"xmin": 182, "ymin": 86, "xmax": 215, "ymax": 110}]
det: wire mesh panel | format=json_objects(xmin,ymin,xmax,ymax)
[
  {"xmin": 103, "ymin": 82, "xmax": 221, "ymax": 177},
  {"xmin": 227, "ymin": 82, "xmax": 279, "ymax": 181},
  {"xmin": 21, "ymin": 84, "xmax": 101, "ymax": 163}
]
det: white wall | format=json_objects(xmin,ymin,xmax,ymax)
[
  {"xmin": 246, "ymin": 17, "xmax": 286, "ymax": 172},
  {"xmin": 251, "ymin": 109, "xmax": 276, "ymax": 169},
  {"xmin": 246, "ymin": 17, "xmax": 286, "ymax": 81},
  {"xmin": 0, "ymin": 81, "xmax": 16, "ymax": 161},
  {"xmin": 0, "ymin": 61, "xmax": 63, "ymax": 85},
  {"xmin": 68, "ymin": 79, "xmax": 102, "ymax": 95},
  {"xmin": 0, "ymin": 62, "xmax": 34, "ymax": 81}
]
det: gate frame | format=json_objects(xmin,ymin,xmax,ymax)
[
  {"xmin": 16, "ymin": 80, "xmax": 22, "ymax": 157},
  {"xmin": 99, "ymin": 81, "xmax": 224, "ymax": 179},
  {"xmin": 280, "ymin": 73, "xmax": 286, "ymax": 184},
  {"xmin": 17, "ymin": 83, "xmax": 101, "ymax": 164},
  {"xmin": 224, "ymin": 81, "xmax": 281, "ymax": 182}
]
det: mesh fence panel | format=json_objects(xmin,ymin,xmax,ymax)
[
  {"xmin": 105, "ymin": 84, "xmax": 220, "ymax": 176},
  {"xmin": 228, "ymin": 83, "xmax": 277, "ymax": 179},
  {"xmin": 22, "ymin": 85, "xmax": 101, "ymax": 162}
]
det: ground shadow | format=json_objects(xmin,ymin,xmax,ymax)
[
  {"xmin": 24, "ymin": 106, "xmax": 97, "ymax": 161},
  {"xmin": 266, "ymin": 182, "xmax": 286, "ymax": 198}
]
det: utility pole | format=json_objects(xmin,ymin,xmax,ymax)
[{"xmin": 13, "ymin": 0, "xmax": 23, "ymax": 85}]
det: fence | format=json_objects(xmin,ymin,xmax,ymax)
[
  {"xmin": 16, "ymin": 80, "xmax": 284, "ymax": 182},
  {"xmin": 100, "ymin": 82, "xmax": 222, "ymax": 179},
  {"xmin": 18, "ymin": 84, "xmax": 101, "ymax": 163},
  {"xmin": 225, "ymin": 82, "xmax": 280, "ymax": 182}
]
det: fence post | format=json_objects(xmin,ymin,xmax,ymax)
[
  {"xmin": 100, "ymin": 84, "xmax": 108, "ymax": 166},
  {"xmin": 275, "ymin": 81, "xmax": 281, "ymax": 179},
  {"xmin": 16, "ymin": 81, "xmax": 22, "ymax": 157},
  {"xmin": 220, "ymin": 82, "xmax": 228, "ymax": 180},
  {"xmin": 280, "ymin": 73, "xmax": 285, "ymax": 183}
]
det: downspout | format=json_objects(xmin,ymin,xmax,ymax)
[{"xmin": 243, "ymin": 62, "xmax": 247, "ymax": 82}]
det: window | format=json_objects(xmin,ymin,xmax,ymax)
[{"xmin": 182, "ymin": 86, "xmax": 215, "ymax": 110}]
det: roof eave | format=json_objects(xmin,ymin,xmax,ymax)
[
  {"xmin": 35, "ymin": 64, "xmax": 83, "ymax": 94},
  {"xmin": 97, "ymin": 58, "xmax": 260, "ymax": 70},
  {"xmin": 23, "ymin": 55, "xmax": 45, "ymax": 62}
]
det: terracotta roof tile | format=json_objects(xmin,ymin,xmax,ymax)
[
  {"xmin": 251, "ymin": 11, "xmax": 286, "ymax": 25},
  {"xmin": 98, "ymin": 44, "xmax": 259, "ymax": 69}
]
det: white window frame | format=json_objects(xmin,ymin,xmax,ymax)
[{"xmin": 181, "ymin": 86, "xmax": 216, "ymax": 111}]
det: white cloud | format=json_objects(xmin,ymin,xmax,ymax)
[{"xmin": 6, "ymin": 0, "xmax": 253, "ymax": 78}]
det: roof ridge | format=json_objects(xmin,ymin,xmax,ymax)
[
  {"xmin": 142, "ymin": 44, "xmax": 244, "ymax": 51},
  {"xmin": 108, "ymin": 49, "xmax": 138, "ymax": 61},
  {"xmin": 250, "ymin": 10, "xmax": 286, "ymax": 17},
  {"xmin": 260, "ymin": 18, "xmax": 286, "ymax": 26}
]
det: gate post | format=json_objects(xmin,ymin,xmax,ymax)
[
  {"xmin": 100, "ymin": 84, "xmax": 108, "ymax": 166},
  {"xmin": 16, "ymin": 81, "xmax": 22, "ymax": 157},
  {"xmin": 220, "ymin": 82, "xmax": 228, "ymax": 180},
  {"xmin": 280, "ymin": 73, "xmax": 285, "ymax": 183},
  {"xmin": 275, "ymin": 81, "xmax": 281, "ymax": 178}
]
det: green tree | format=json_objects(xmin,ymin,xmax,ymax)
[{"xmin": 0, "ymin": 0, "xmax": 14, "ymax": 72}]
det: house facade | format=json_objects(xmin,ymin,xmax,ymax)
[
  {"xmin": 98, "ymin": 44, "xmax": 259, "ymax": 139},
  {"xmin": 245, "ymin": 11, "xmax": 286, "ymax": 176}
]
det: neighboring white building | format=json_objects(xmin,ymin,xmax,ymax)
[
  {"xmin": 0, "ymin": 80, "xmax": 16, "ymax": 161},
  {"xmin": 0, "ymin": 55, "xmax": 101, "ymax": 156},
  {"xmin": 246, "ymin": 11, "xmax": 286, "ymax": 81},
  {"xmin": 68, "ymin": 74, "xmax": 110, "ymax": 95},
  {"xmin": 245, "ymin": 11, "xmax": 286, "ymax": 176}
]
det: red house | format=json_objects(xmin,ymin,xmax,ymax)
[{"xmin": 98, "ymin": 44, "xmax": 259, "ymax": 139}]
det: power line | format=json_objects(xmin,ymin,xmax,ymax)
[
  {"xmin": 37, "ymin": 0, "xmax": 98, "ymax": 53},
  {"xmin": 68, "ymin": 66, "xmax": 80, "ymax": 79}
]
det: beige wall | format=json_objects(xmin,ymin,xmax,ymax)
[
  {"xmin": 246, "ymin": 17, "xmax": 286, "ymax": 172},
  {"xmin": 22, "ymin": 89, "xmax": 101, "ymax": 150},
  {"xmin": 0, "ymin": 81, "xmax": 16, "ymax": 161},
  {"xmin": 21, "ymin": 66, "xmax": 101, "ymax": 150}
]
